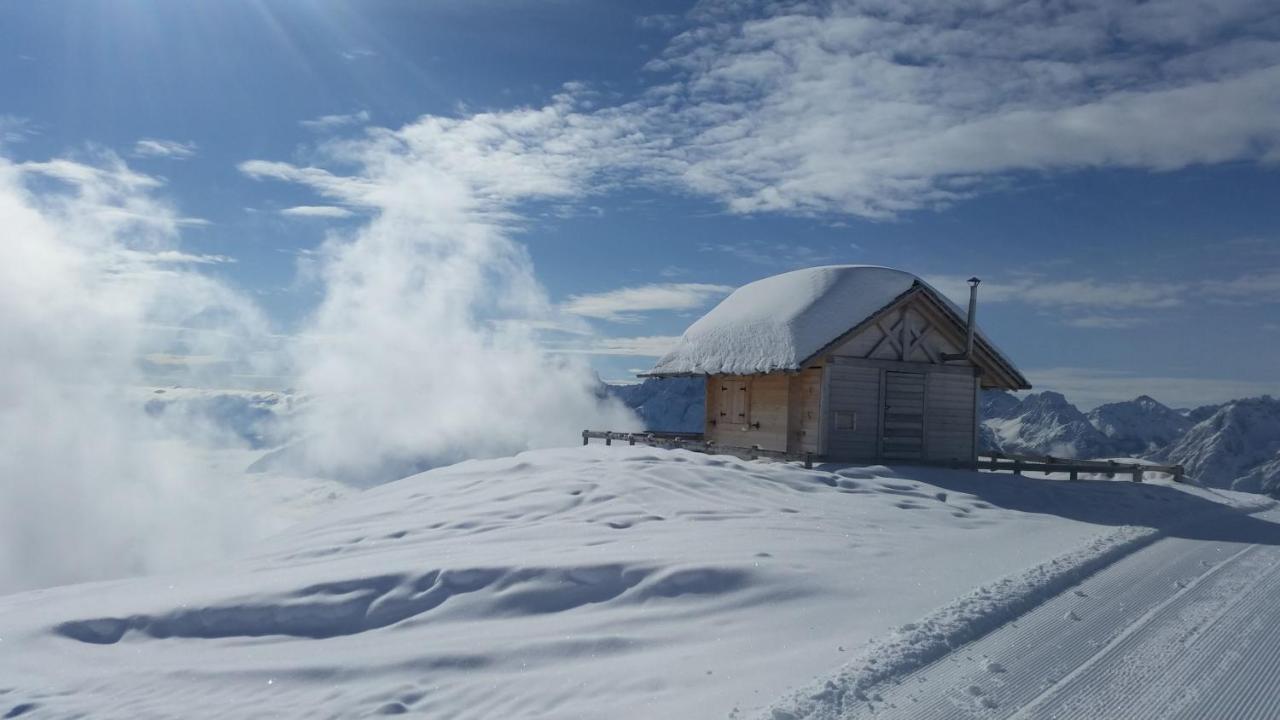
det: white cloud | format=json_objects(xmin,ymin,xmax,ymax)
[
  {"xmin": 550, "ymin": 335, "xmax": 681, "ymax": 357},
  {"xmin": 248, "ymin": 90, "xmax": 664, "ymax": 218},
  {"xmin": 1201, "ymin": 270, "xmax": 1280, "ymax": 302},
  {"xmin": 637, "ymin": 13, "xmax": 682, "ymax": 32},
  {"xmin": 640, "ymin": 0, "xmax": 1280, "ymax": 217},
  {"xmin": 1026, "ymin": 367, "xmax": 1280, "ymax": 410},
  {"xmin": 0, "ymin": 115, "xmax": 32, "ymax": 144},
  {"xmin": 927, "ymin": 267, "xmax": 1280, "ymax": 325},
  {"xmin": 562, "ymin": 282, "xmax": 733, "ymax": 322},
  {"xmin": 1063, "ymin": 315, "xmax": 1149, "ymax": 330},
  {"xmin": 300, "ymin": 110, "xmax": 371, "ymax": 131},
  {"xmin": 925, "ymin": 274, "xmax": 1183, "ymax": 311},
  {"xmin": 131, "ymin": 138, "xmax": 197, "ymax": 159},
  {"xmin": 240, "ymin": 160, "xmax": 378, "ymax": 205},
  {"xmin": 698, "ymin": 240, "xmax": 844, "ymax": 268},
  {"xmin": 269, "ymin": 4, "xmax": 1280, "ymax": 228},
  {"xmin": 19, "ymin": 155, "xmax": 215, "ymax": 234},
  {"xmin": 280, "ymin": 205, "xmax": 355, "ymax": 219},
  {"xmin": 22, "ymin": 157, "xmax": 159, "ymax": 190},
  {"xmin": 120, "ymin": 249, "xmax": 236, "ymax": 265}
]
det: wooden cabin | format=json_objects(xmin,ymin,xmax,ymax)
[{"xmin": 640, "ymin": 265, "xmax": 1030, "ymax": 465}]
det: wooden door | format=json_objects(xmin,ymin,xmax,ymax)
[{"xmin": 881, "ymin": 371, "xmax": 925, "ymax": 461}]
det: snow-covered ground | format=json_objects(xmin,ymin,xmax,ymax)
[
  {"xmin": 771, "ymin": 505, "xmax": 1280, "ymax": 719},
  {"xmin": 0, "ymin": 446, "xmax": 1270, "ymax": 720}
]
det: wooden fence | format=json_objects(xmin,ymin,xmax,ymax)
[
  {"xmin": 581, "ymin": 430, "xmax": 815, "ymax": 467},
  {"xmin": 581, "ymin": 430, "xmax": 1185, "ymax": 483},
  {"xmin": 977, "ymin": 451, "xmax": 1185, "ymax": 483}
]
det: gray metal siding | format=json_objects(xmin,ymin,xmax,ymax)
[
  {"xmin": 924, "ymin": 372, "xmax": 977, "ymax": 463},
  {"xmin": 824, "ymin": 365, "xmax": 881, "ymax": 459}
]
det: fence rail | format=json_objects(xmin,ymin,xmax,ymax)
[
  {"xmin": 977, "ymin": 451, "xmax": 1185, "ymax": 483},
  {"xmin": 581, "ymin": 430, "xmax": 1186, "ymax": 483},
  {"xmin": 581, "ymin": 430, "xmax": 815, "ymax": 467}
]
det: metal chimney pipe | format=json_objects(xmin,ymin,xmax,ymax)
[{"xmin": 965, "ymin": 277, "xmax": 980, "ymax": 358}]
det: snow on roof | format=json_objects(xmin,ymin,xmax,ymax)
[{"xmin": 644, "ymin": 265, "xmax": 921, "ymax": 376}]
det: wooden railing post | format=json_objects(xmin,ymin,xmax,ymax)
[
  {"xmin": 1132, "ymin": 466, "xmax": 1143, "ymax": 483},
  {"xmin": 582, "ymin": 430, "xmax": 589, "ymax": 446},
  {"xmin": 605, "ymin": 432, "xmax": 612, "ymax": 446},
  {"xmin": 804, "ymin": 452, "xmax": 813, "ymax": 470}
]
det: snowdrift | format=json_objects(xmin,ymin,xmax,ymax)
[{"xmin": 0, "ymin": 447, "xmax": 1265, "ymax": 719}]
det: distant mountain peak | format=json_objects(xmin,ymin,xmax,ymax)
[
  {"xmin": 1083, "ymin": 394, "xmax": 1191, "ymax": 457},
  {"xmin": 1155, "ymin": 396, "xmax": 1280, "ymax": 494},
  {"xmin": 983, "ymin": 390, "xmax": 1111, "ymax": 460}
]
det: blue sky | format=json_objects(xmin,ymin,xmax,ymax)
[{"xmin": 3, "ymin": 0, "xmax": 1280, "ymax": 409}]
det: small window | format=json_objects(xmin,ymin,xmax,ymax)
[{"xmin": 834, "ymin": 411, "xmax": 856, "ymax": 431}]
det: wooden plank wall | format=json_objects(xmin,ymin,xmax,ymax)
[
  {"xmin": 823, "ymin": 364, "xmax": 881, "ymax": 458},
  {"xmin": 787, "ymin": 367, "xmax": 823, "ymax": 455},
  {"xmin": 924, "ymin": 372, "xmax": 976, "ymax": 463},
  {"xmin": 705, "ymin": 373, "xmax": 791, "ymax": 452}
]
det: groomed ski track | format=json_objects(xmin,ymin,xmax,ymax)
[{"xmin": 771, "ymin": 506, "xmax": 1280, "ymax": 720}]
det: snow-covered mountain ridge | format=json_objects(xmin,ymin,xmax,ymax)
[
  {"xmin": 984, "ymin": 391, "xmax": 1115, "ymax": 460},
  {"xmin": 1087, "ymin": 395, "xmax": 1193, "ymax": 455},
  {"xmin": 1150, "ymin": 397, "xmax": 1280, "ymax": 496},
  {"xmin": 984, "ymin": 391, "xmax": 1280, "ymax": 496},
  {"xmin": 602, "ymin": 376, "xmax": 703, "ymax": 433}
]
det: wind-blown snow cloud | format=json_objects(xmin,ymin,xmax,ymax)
[
  {"xmin": 639, "ymin": 0, "xmax": 1280, "ymax": 217},
  {"xmin": 242, "ymin": 95, "xmax": 642, "ymax": 483},
  {"xmin": 132, "ymin": 138, "xmax": 197, "ymax": 159},
  {"xmin": 562, "ymin": 282, "xmax": 733, "ymax": 322},
  {"xmin": 0, "ymin": 151, "xmax": 276, "ymax": 593}
]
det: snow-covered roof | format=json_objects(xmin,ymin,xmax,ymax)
[{"xmin": 642, "ymin": 265, "xmax": 1026, "ymax": 386}]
